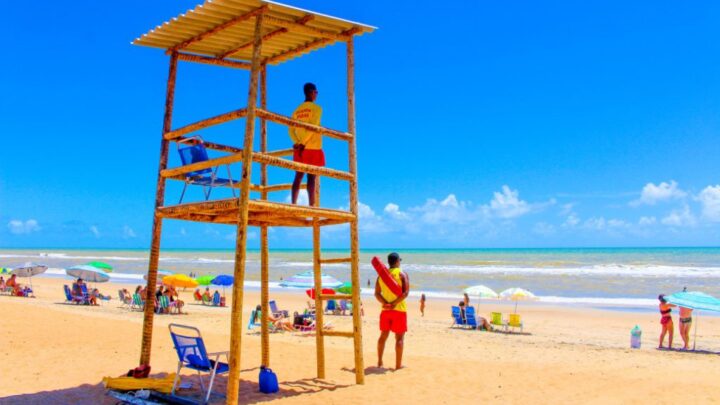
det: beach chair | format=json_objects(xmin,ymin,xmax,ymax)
[
  {"xmin": 507, "ymin": 313, "xmax": 523, "ymax": 333},
  {"xmin": 451, "ymin": 306, "xmax": 465, "ymax": 328},
  {"xmin": 325, "ymin": 300, "xmax": 341, "ymax": 315},
  {"xmin": 465, "ymin": 306, "xmax": 479, "ymax": 330},
  {"xmin": 212, "ymin": 292, "xmax": 221, "ymax": 307},
  {"xmin": 193, "ymin": 290, "xmax": 203, "ymax": 303},
  {"xmin": 64, "ymin": 285, "xmax": 85, "ymax": 304},
  {"xmin": 177, "ymin": 137, "xmax": 236, "ymax": 204},
  {"xmin": 131, "ymin": 293, "xmax": 145, "ymax": 311},
  {"xmin": 118, "ymin": 290, "xmax": 131, "ymax": 308},
  {"xmin": 169, "ymin": 324, "xmax": 229, "ymax": 404},
  {"xmin": 491, "ymin": 312, "xmax": 507, "ymax": 331},
  {"xmin": 157, "ymin": 295, "xmax": 171, "ymax": 314},
  {"xmin": 269, "ymin": 300, "xmax": 288, "ymax": 318},
  {"xmin": 247, "ymin": 310, "xmax": 279, "ymax": 332}
]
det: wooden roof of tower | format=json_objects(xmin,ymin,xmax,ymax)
[{"xmin": 133, "ymin": 0, "xmax": 375, "ymax": 65}]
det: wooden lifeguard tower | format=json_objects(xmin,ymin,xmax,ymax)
[{"xmin": 132, "ymin": 1, "xmax": 374, "ymax": 403}]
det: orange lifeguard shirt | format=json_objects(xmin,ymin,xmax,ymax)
[{"xmin": 289, "ymin": 101, "xmax": 323, "ymax": 150}]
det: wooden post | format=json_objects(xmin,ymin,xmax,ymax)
[
  {"xmin": 140, "ymin": 51, "xmax": 178, "ymax": 366},
  {"xmin": 260, "ymin": 64, "xmax": 270, "ymax": 368},
  {"xmin": 346, "ymin": 37, "xmax": 365, "ymax": 384},
  {"xmin": 313, "ymin": 181, "xmax": 325, "ymax": 378},
  {"xmin": 226, "ymin": 13, "xmax": 264, "ymax": 405}
]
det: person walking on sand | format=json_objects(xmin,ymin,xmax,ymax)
[
  {"xmin": 375, "ymin": 252, "xmax": 409, "ymax": 370},
  {"xmin": 289, "ymin": 82, "xmax": 324, "ymax": 206},
  {"xmin": 658, "ymin": 294, "xmax": 676, "ymax": 349},
  {"xmin": 678, "ymin": 305, "xmax": 693, "ymax": 350},
  {"xmin": 420, "ymin": 293, "xmax": 426, "ymax": 317}
]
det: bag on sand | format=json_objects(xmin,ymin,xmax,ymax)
[
  {"xmin": 259, "ymin": 367, "xmax": 279, "ymax": 394},
  {"xmin": 126, "ymin": 364, "xmax": 151, "ymax": 379}
]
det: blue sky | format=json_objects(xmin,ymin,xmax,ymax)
[{"xmin": 2, "ymin": 0, "xmax": 719, "ymax": 249}]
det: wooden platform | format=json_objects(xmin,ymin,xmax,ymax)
[{"xmin": 157, "ymin": 198, "xmax": 355, "ymax": 227}]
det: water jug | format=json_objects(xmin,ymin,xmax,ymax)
[
  {"xmin": 630, "ymin": 325, "xmax": 642, "ymax": 349},
  {"xmin": 259, "ymin": 366, "xmax": 279, "ymax": 394}
]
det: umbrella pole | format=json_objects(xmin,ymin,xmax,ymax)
[{"xmin": 514, "ymin": 300, "xmax": 518, "ymax": 314}]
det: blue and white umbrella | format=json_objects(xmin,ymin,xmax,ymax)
[
  {"xmin": 11, "ymin": 263, "xmax": 47, "ymax": 291},
  {"xmin": 66, "ymin": 265, "xmax": 110, "ymax": 283},
  {"xmin": 664, "ymin": 291, "xmax": 720, "ymax": 350},
  {"xmin": 279, "ymin": 271, "xmax": 343, "ymax": 289}
]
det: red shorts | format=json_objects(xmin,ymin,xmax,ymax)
[
  {"xmin": 379, "ymin": 310, "xmax": 407, "ymax": 333},
  {"xmin": 293, "ymin": 148, "xmax": 325, "ymax": 167}
]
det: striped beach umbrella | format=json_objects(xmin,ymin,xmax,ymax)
[
  {"xmin": 464, "ymin": 285, "xmax": 498, "ymax": 308},
  {"xmin": 499, "ymin": 287, "xmax": 537, "ymax": 313},
  {"xmin": 66, "ymin": 265, "xmax": 110, "ymax": 283},
  {"xmin": 86, "ymin": 261, "xmax": 113, "ymax": 272}
]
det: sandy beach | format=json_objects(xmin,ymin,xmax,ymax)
[{"xmin": 1, "ymin": 277, "xmax": 719, "ymax": 404}]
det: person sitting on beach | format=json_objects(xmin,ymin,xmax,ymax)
[
  {"xmin": 155, "ymin": 285, "xmax": 164, "ymax": 301},
  {"xmin": 72, "ymin": 278, "xmax": 86, "ymax": 301},
  {"xmin": 202, "ymin": 287, "xmax": 212, "ymax": 303},
  {"xmin": 167, "ymin": 286, "xmax": 185, "ymax": 314},
  {"xmin": 289, "ymin": 82, "xmax": 324, "ymax": 207},
  {"xmin": 679, "ymin": 305, "xmax": 693, "ymax": 350},
  {"xmin": 193, "ymin": 288, "xmax": 203, "ymax": 302},
  {"xmin": 458, "ymin": 301, "xmax": 467, "ymax": 323},
  {"xmin": 121, "ymin": 288, "xmax": 132, "ymax": 305},
  {"xmin": 658, "ymin": 294, "xmax": 676, "ymax": 349},
  {"xmin": 6, "ymin": 274, "xmax": 21, "ymax": 296},
  {"xmin": 463, "ymin": 293, "xmax": 471, "ymax": 309},
  {"xmin": 254, "ymin": 305, "xmax": 294, "ymax": 332}
]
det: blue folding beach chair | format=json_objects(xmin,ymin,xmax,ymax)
[
  {"xmin": 451, "ymin": 306, "xmax": 465, "ymax": 328},
  {"xmin": 465, "ymin": 306, "xmax": 479, "ymax": 330},
  {"xmin": 325, "ymin": 299, "xmax": 340, "ymax": 315},
  {"xmin": 169, "ymin": 324, "xmax": 229, "ymax": 404},
  {"xmin": 269, "ymin": 300, "xmax": 288, "ymax": 318},
  {"xmin": 177, "ymin": 137, "xmax": 236, "ymax": 203}
]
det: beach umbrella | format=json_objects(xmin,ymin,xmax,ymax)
[
  {"xmin": 335, "ymin": 282, "xmax": 352, "ymax": 294},
  {"xmin": 1, "ymin": 267, "xmax": 9, "ymax": 274},
  {"xmin": 11, "ymin": 263, "xmax": 48, "ymax": 291},
  {"xmin": 499, "ymin": 287, "xmax": 537, "ymax": 313},
  {"xmin": 86, "ymin": 261, "xmax": 113, "ymax": 272},
  {"xmin": 143, "ymin": 270, "xmax": 173, "ymax": 284},
  {"xmin": 664, "ymin": 291, "xmax": 720, "ymax": 350},
  {"xmin": 279, "ymin": 271, "xmax": 343, "ymax": 289},
  {"xmin": 464, "ymin": 285, "xmax": 499, "ymax": 308},
  {"xmin": 306, "ymin": 288, "xmax": 336, "ymax": 300},
  {"xmin": 66, "ymin": 265, "xmax": 110, "ymax": 283},
  {"xmin": 162, "ymin": 274, "xmax": 198, "ymax": 289},
  {"xmin": 195, "ymin": 275, "xmax": 215, "ymax": 286},
  {"xmin": 211, "ymin": 275, "xmax": 234, "ymax": 296}
]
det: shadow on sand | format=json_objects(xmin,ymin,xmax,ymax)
[{"xmin": 1, "ymin": 371, "xmax": 353, "ymax": 405}]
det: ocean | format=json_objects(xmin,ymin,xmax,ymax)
[{"xmin": 2, "ymin": 247, "xmax": 719, "ymax": 308}]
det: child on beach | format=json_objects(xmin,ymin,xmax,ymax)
[
  {"xmin": 658, "ymin": 294, "xmax": 676, "ymax": 349},
  {"xmin": 420, "ymin": 294, "xmax": 426, "ymax": 317}
]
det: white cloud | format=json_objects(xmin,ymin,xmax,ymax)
[
  {"xmin": 7, "ymin": 219, "xmax": 40, "ymax": 235},
  {"xmin": 90, "ymin": 225, "xmax": 100, "ymax": 238},
  {"xmin": 583, "ymin": 217, "xmax": 607, "ymax": 230},
  {"xmin": 358, "ymin": 202, "xmax": 387, "ymax": 233},
  {"xmin": 284, "ymin": 191, "xmax": 309, "ymax": 206},
  {"xmin": 638, "ymin": 216, "xmax": 656, "ymax": 226},
  {"xmin": 559, "ymin": 203, "xmax": 575, "ymax": 216},
  {"xmin": 411, "ymin": 194, "xmax": 477, "ymax": 225},
  {"xmin": 697, "ymin": 185, "xmax": 720, "ymax": 222},
  {"xmin": 563, "ymin": 212, "xmax": 580, "ymax": 228},
  {"xmin": 122, "ymin": 225, "xmax": 137, "ymax": 238},
  {"xmin": 489, "ymin": 186, "xmax": 531, "ymax": 219},
  {"xmin": 384, "ymin": 203, "xmax": 410, "ymax": 220},
  {"xmin": 631, "ymin": 181, "xmax": 686, "ymax": 206},
  {"xmin": 533, "ymin": 222, "xmax": 555, "ymax": 236},
  {"xmin": 661, "ymin": 205, "xmax": 696, "ymax": 227}
]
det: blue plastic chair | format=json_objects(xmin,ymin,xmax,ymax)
[
  {"xmin": 465, "ymin": 306, "xmax": 479, "ymax": 329},
  {"xmin": 177, "ymin": 137, "xmax": 236, "ymax": 203},
  {"xmin": 451, "ymin": 306, "xmax": 465, "ymax": 328},
  {"xmin": 63, "ymin": 285, "xmax": 83, "ymax": 304},
  {"xmin": 169, "ymin": 324, "xmax": 229, "ymax": 404},
  {"xmin": 269, "ymin": 300, "xmax": 288, "ymax": 318},
  {"xmin": 325, "ymin": 299, "xmax": 339, "ymax": 315}
]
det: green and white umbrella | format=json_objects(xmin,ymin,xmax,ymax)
[
  {"xmin": 464, "ymin": 285, "xmax": 498, "ymax": 308},
  {"xmin": 86, "ymin": 261, "xmax": 113, "ymax": 272}
]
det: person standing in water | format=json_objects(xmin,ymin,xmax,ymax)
[{"xmin": 289, "ymin": 82, "xmax": 324, "ymax": 206}]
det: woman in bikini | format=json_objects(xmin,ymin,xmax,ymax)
[
  {"xmin": 678, "ymin": 306, "xmax": 693, "ymax": 350},
  {"xmin": 658, "ymin": 294, "xmax": 676, "ymax": 349}
]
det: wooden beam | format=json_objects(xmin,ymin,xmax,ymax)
[
  {"xmin": 167, "ymin": 6, "xmax": 267, "ymax": 54},
  {"xmin": 320, "ymin": 257, "xmax": 352, "ymax": 264},
  {"xmin": 266, "ymin": 27, "xmax": 361, "ymax": 66},
  {"xmin": 251, "ymin": 152, "xmax": 354, "ymax": 181},
  {"xmin": 263, "ymin": 15, "xmax": 349, "ymax": 41},
  {"xmin": 227, "ymin": 13, "xmax": 263, "ymax": 405},
  {"xmin": 156, "ymin": 198, "xmax": 355, "ymax": 222},
  {"xmin": 321, "ymin": 294, "xmax": 352, "ymax": 300},
  {"xmin": 259, "ymin": 64, "xmax": 270, "ymax": 369},
  {"xmin": 255, "ymin": 108, "xmax": 351, "ymax": 141},
  {"xmin": 219, "ymin": 14, "xmax": 314, "ymax": 59},
  {"xmin": 140, "ymin": 52, "xmax": 178, "ymax": 367},
  {"xmin": 347, "ymin": 36, "xmax": 365, "ymax": 385},
  {"xmin": 177, "ymin": 53, "xmax": 251, "ymax": 70},
  {"xmin": 266, "ymin": 148, "xmax": 294, "ymax": 157},
  {"xmin": 164, "ymin": 108, "xmax": 247, "ymax": 140},
  {"xmin": 322, "ymin": 331, "xmax": 355, "ymax": 338},
  {"xmin": 262, "ymin": 183, "xmax": 305, "ymax": 193},
  {"xmin": 165, "ymin": 174, "xmax": 263, "ymax": 192}
]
